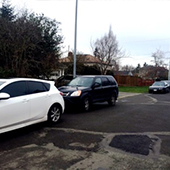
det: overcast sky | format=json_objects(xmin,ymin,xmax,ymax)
[{"xmin": 10, "ymin": 0, "xmax": 170, "ymax": 67}]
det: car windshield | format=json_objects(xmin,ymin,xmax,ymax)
[
  {"xmin": 152, "ymin": 82, "xmax": 164, "ymax": 86},
  {"xmin": 68, "ymin": 77, "xmax": 94, "ymax": 87}
]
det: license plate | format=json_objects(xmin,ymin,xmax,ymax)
[{"xmin": 153, "ymin": 89, "xmax": 157, "ymax": 91}]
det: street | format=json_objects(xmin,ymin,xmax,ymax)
[{"xmin": 0, "ymin": 92, "xmax": 170, "ymax": 170}]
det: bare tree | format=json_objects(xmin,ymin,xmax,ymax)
[
  {"xmin": 91, "ymin": 26, "xmax": 124, "ymax": 74},
  {"xmin": 151, "ymin": 49, "xmax": 166, "ymax": 67},
  {"xmin": 121, "ymin": 65, "xmax": 135, "ymax": 71}
]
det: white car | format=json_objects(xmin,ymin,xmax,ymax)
[{"xmin": 0, "ymin": 78, "xmax": 65, "ymax": 134}]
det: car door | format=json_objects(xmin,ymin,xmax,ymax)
[
  {"xmin": 28, "ymin": 81, "xmax": 49, "ymax": 120},
  {"xmin": 101, "ymin": 77, "xmax": 112, "ymax": 100},
  {"xmin": 92, "ymin": 77, "xmax": 103, "ymax": 102},
  {"xmin": 0, "ymin": 81, "xmax": 30, "ymax": 128}
]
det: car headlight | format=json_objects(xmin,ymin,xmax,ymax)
[{"xmin": 70, "ymin": 90, "xmax": 82, "ymax": 96}]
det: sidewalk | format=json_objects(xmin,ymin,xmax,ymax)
[{"xmin": 118, "ymin": 92, "xmax": 141, "ymax": 99}]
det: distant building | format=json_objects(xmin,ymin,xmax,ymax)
[{"xmin": 138, "ymin": 66, "xmax": 168, "ymax": 80}]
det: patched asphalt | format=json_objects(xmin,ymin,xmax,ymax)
[{"xmin": 109, "ymin": 135, "xmax": 152, "ymax": 155}]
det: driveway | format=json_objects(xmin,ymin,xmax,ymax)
[{"xmin": 0, "ymin": 92, "xmax": 170, "ymax": 170}]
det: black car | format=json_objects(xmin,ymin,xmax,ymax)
[
  {"xmin": 58, "ymin": 75, "xmax": 119, "ymax": 111},
  {"xmin": 148, "ymin": 81, "xmax": 169, "ymax": 93}
]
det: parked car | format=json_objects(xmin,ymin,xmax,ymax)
[
  {"xmin": 0, "ymin": 78, "xmax": 65, "ymax": 134},
  {"xmin": 148, "ymin": 81, "xmax": 169, "ymax": 93},
  {"xmin": 58, "ymin": 75, "xmax": 119, "ymax": 111}
]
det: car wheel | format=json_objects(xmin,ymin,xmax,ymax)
[
  {"xmin": 82, "ymin": 97, "xmax": 90, "ymax": 111},
  {"xmin": 108, "ymin": 94, "xmax": 116, "ymax": 106},
  {"xmin": 48, "ymin": 104, "xmax": 61, "ymax": 124}
]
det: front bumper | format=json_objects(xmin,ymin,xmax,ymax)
[
  {"xmin": 149, "ymin": 88, "xmax": 166, "ymax": 93},
  {"xmin": 63, "ymin": 96, "xmax": 82, "ymax": 107}
]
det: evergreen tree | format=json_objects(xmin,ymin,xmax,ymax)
[
  {"xmin": 0, "ymin": 0, "xmax": 16, "ymax": 21},
  {"xmin": 0, "ymin": 1, "xmax": 63, "ymax": 78}
]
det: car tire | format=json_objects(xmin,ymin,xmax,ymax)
[
  {"xmin": 82, "ymin": 97, "xmax": 90, "ymax": 112},
  {"xmin": 48, "ymin": 104, "xmax": 61, "ymax": 124},
  {"xmin": 108, "ymin": 94, "xmax": 116, "ymax": 106}
]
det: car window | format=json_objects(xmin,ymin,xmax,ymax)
[
  {"xmin": 101, "ymin": 77, "xmax": 110, "ymax": 86},
  {"xmin": 162, "ymin": 81, "xmax": 170, "ymax": 85},
  {"xmin": 28, "ymin": 81, "xmax": 49, "ymax": 94},
  {"xmin": 42, "ymin": 82, "xmax": 50, "ymax": 91},
  {"xmin": 153, "ymin": 82, "xmax": 164, "ymax": 86},
  {"xmin": 108, "ymin": 77, "xmax": 116, "ymax": 85},
  {"xmin": 94, "ymin": 78, "xmax": 102, "ymax": 87},
  {"xmin": 0, "ymin": 81, "xmax": 27, "ymax": 98}
]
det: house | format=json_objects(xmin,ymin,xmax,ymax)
[
  {"xmin": 59, "ymin": 52, "xmax": 101, "ymax": 66},
  {"xmin": 49, "ymin": 52, "xmax": 101, "ymax": 79},
  {"xmin": 56, "ymin": 52, "xmax": 113, "ymax": 77}
]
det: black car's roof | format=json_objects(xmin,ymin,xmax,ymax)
[{"xmin": 77, "ymin": 75, "xmax": 113, "ymax": 78}]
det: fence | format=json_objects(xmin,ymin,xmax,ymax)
[{"xmin": 114, "ymin": 75, "xmax": 154, "ymax": 86}]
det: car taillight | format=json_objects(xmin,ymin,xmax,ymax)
[{"xmin": 60, "ymin": 92, "xmax": 63, "ymax": 96}]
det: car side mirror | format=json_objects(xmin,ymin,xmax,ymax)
[
  {"xmin": 92, "ymin": 82, "xmax": 101, "ymax": 88},
  {"xmin": 0, "ymin": 92, "xmax": 10, "ymax": 100}
]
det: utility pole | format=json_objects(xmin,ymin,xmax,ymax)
[
  {"xmin": 168, "ymin": 60, "xmax": 170, "ymax": 80},
  {"xmin": 73, "ymin": 0, "xmax": 78, "ymax": 78}
]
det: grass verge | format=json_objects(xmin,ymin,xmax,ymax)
[{"xmin": 119, "ymin": 86, "xmax": 149, "ymax": 93}]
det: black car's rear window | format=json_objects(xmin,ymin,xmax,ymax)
[
  {"xmin": 108, "ymin": 77, "xmax": 117, "ymax": 85},
  {"xmin": 102, "ymin": 77, "xmax": 110, "ymax": 86}
]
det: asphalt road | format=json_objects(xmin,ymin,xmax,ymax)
[{"xmin": 0, "ymin": 92, "xmax": 170, "ymax": 170}]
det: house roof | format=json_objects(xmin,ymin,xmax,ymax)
[
  {"xmin": 83, "ymin": 54, "xmax": 101, "ymax": 63},
  {"xmin": 59, "ymin": 54, "xmax": 101, "ymax": 64}
]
